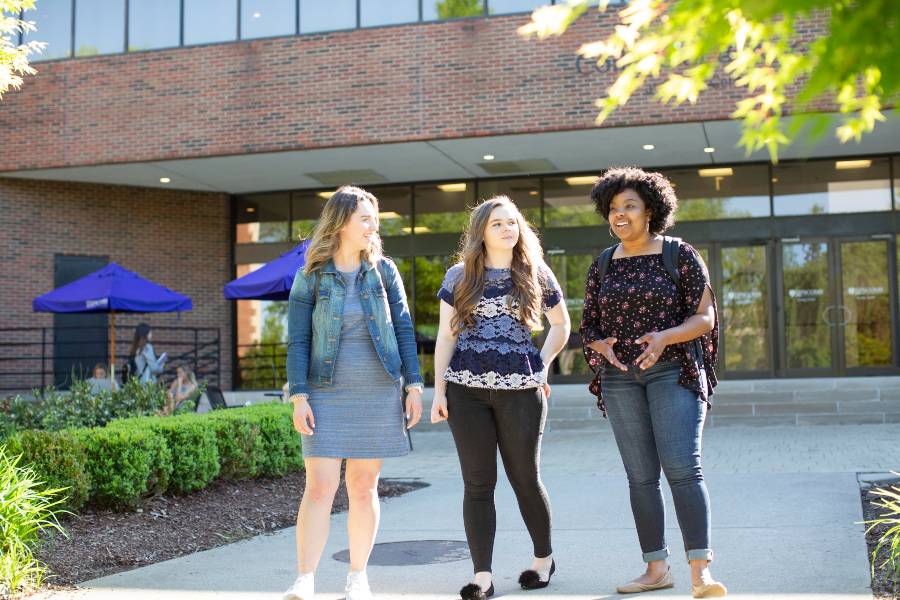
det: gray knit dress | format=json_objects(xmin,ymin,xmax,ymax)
[{"xmin": 302, "ymin": 267, "xmax": 410, "ymax": 459}]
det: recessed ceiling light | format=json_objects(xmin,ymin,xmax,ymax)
[
  {"xmin": 528, "ymin": 190, "xmax": 539, "ymax": 196},
  {"xmin": 643, "ymin": 144, "xmax": 655, "ymax": 150},
  {"xmin": 704, "ymin": 147, "xmax": 715, "ymax": 153},
  {"xmin": 698, "ymin": 167, "xmax": 733, "ymax": 177},
  {"xmin": 771, "ymin": 177, "xmax": 779, "ymax": 183},
  {"xmin": 317, "ymin": 191, "xmax": 333, "ymax": 199},
  {"xmin": 246, "ymin": 207, "xmax": 256, "ymax": 213},
  {"xmin": 835, "ymin": 159, "xmax": 872, "ymax": 170},
  {"xmin": 252, "ymin": 11, "xmax": 262, "ymax": 18},
  {"xmin": 437, "ymin": 183, "xmax": 467, "ymax": 193},
  {"xmin": 482, "ymin": 154, "xmax": 495, "ymax": 161},
  {"xmin": 564, "ymin": 176, "xmax": 597, "ymax": 186},
  {"xmin": 159, "ymin": 177, "xmax": 170, "ymax": 183}
]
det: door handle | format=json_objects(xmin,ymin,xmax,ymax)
[
  {"xmin": 836, "ymin": 305, "xmax": 851, "ymax": 327},
  {"xmin": 821, "ymin": 305, "xmax": 836, "ymax": 326}
]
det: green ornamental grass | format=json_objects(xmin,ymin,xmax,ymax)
[
  {"xmin": 0, "ymin": 445, "xmax": 68, "ymax": 597},
  {"xmin": 865, "ymin": 473, "xmax": 900, "ymax": 582}
]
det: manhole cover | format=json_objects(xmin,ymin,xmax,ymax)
[{"xmin": 332, "ymin": 540, "xmax": 470, "ymax": 566}]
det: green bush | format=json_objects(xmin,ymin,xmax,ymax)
[
  {"xmin": 1, "ymin": 401, "xmax": 301, "ymax": 514},
  {"xmin": 0, "ymin": 446, "xmax": 67, "ymax": 597},
  {"xmin": 0, "ymin": 379, "xmax": 169, "ymax": 433},
  {"xmin": 74, "ymin": 427, "xmax": 172, "ymax": 510},
  {"xmin": 204, "ymin": 412, "xmax": 264, "ymax": 479},
  {"xmin": 109, "ymin": 416, "xmax": 220, "ymax": 494},
  {"xmin": 238, "ymin": 404, "xmax": 303, "ymax": 477},
  {"xmin": 3, "ymin": 430, "xmax": 91, "ymax": 512}
]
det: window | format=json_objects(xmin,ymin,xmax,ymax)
[
  {"xmin": 23, "ymin": 0, "xmax": 73, "ymax": 61},
  {"xmin": 241, "ymin": 0, "xmax": 296, "ymax": 39},
  {"xmin": 300, "ymin": 0, "xmax": 356, "ymax": 33},
  {"xmin": 414, "ymin": 255, "xmax": 452, "ymax": 385},
  {"xmin": 291, "ymin": 191, "xmax": 329, "ymax": 241},
  {"xmin": 414, "ymin": 182, "xmax": 475, "ymax": 233},
  {"xmin": 543, "ymin": 175, "xmax": 598, "ymax": 228},
  {"xmin": 662, "ymin": 164, "xmax": 770, "ymax": 221},
  {"xmin": 236, "ymin": 193, "xmax": 291, "ymax": 243},
  {"xmin": 423, "ymin": 0, "xmax": 484, "ymax": 20},
  {"xmin": 488, "ymin": 0, "xmax": 544, "ymax": 15},
  {"xmin": 235, "ymin": 264, "xmax": 288, "ymax": 389},
  {"xmin": 360, "ymin": 0, "xmax": 418, "ymax": 27},
  {"xmin": 773, "ymin": 158, "xmax": 892, "ymax": 216},
  {"xmin": 129, "ymin": 0, "xmax": 180, "ymax": 51},
  {"xmin": 477, "ymin": 178, "xmax": 541, "ymax": 227},
  {"xmin": 371, "ymin": 186, "xmax": 412, "ymax": 237},
  {"xmin": 75, "ymin": 0, "xmax": 125, "ymax": 56},
  {"xmin": 184, "ymin": 0, "xmax": 237, "ymax": 45},
  {"xmin": 894, "ymin": 157, "xmax": 900, "ymax": 210}
]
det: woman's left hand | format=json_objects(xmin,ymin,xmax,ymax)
[
  {"xmin": 635, "ymin": 331, "xmax": 668, "ymax": 370},
  {"xmin": 405, "ymin": 389, "xmax": 423, "ymax": 429}
]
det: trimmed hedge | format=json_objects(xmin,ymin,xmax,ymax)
[{"xmin": 0, "ymin": 403, "xmax": 302, "ymax": 512}]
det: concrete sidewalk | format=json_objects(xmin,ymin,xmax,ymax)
[{"xmin": 34, "ymin": 424, "xmax": 897, "ymax": 599}]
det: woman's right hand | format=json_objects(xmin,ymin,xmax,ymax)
[
  {"xmin": 430, "ymin": 393, "xmax": 448, "ymax": 423},
  {"xmin": 292, "ymin": 397, "xmax": 315, "ymax": 435},
  {"xmin": 587, "ymin": 337, "xmax": 628, "ymax": 371}
]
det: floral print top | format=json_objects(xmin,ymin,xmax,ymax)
[
  {"xmin": 439, "ymin": 263, "xmax": 563, "ymax": 390},
  {"xmin": 580, "ymin": 242, "xmax": 719, "ymax": 415}
]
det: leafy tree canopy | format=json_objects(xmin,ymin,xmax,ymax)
[{"xmin": 519, "ymin": 0, "xmax": 899, "ymax": 161}]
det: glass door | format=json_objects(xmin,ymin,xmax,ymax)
[
  {"xmin": 837, "ymin": 238, "xmax": 895, "ymax": 372},
  {"xmin": 547, "ymin": 250, "xmax": 597, "ymax": 383},
  {"xmin": 720, "ymin": 244, "xmax": 772, "ymax": 375},
  {"xmin": 778, "ymin": 237, "xmax": 897, "ymax": 376}
]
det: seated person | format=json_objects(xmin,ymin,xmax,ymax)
[
  {"xmin": 167, "ymin": 366, "xmax": 199, "ymax": 413},
  {"xmin": 87, "ymin": 363, "xmax": 118, "ymax": 394}
]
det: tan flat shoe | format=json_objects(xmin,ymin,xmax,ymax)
[
  {"xmin": 692, "ymin": 581, "xmax": 727, "ymax": 598},
  {"xmin": 616, "ymin": 567, "xmax": 674, "ymax": 594}
]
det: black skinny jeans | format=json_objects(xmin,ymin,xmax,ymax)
[{"xmin": 446, "ymin": 381, "xmax": 552, "ymax": 573}]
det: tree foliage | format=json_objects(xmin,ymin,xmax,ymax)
[
  {"xmin": 0, "ymin": 0, "xmax": 44, "ymax": 99},
  {"xmin": 519, "ymin": 0, "xmax": 900, "ymax": 161}
]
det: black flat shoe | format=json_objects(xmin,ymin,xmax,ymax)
[
  {"xmin": 460, "ymin": 582, "xmax": 494, "ymax": 599},
  {"xmin": 519, "ymin": 559, "xmax": 556, "ymax": 590}
]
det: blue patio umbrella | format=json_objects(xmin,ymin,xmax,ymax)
[
  {"xmin": 33, "ymin": 262, "xmax": 192, "ymax": 377},
  {"xmin": 223, "ymin": 240, "xmax": 310, "ymax": 301}
]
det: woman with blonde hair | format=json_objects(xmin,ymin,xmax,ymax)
[
  {"xmin": 431, "ymin": 196, "xmax": 570, "ymax": 599},
  {"xmin": 283, "ymin": 186, "xmax": 424, "ymax": 600}
]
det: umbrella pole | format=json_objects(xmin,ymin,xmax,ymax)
[{"xmin": 110, "ymin": 311, "xmax": 116, "ymax": 382}]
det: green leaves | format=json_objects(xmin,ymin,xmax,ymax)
[
  {"xmin": 1, "ymin": 0, "xmax": 43, "ymax": 99},
  {"xmin": 0, "ymin": 445, "xmax": 68, "ymax": 596},
  {"xmin": 518, "ymin": 0, "xmax": 900, "ymax": 162},
  {"xmin": 863, "ymin": 474, "xmax": 900, "ymax": 581}
]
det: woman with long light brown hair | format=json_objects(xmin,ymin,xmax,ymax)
[
  {"xmin": 430, "ymin": 196, "xmax": 570, "ymax": 599},
  {"xmin": 284, "ymin": 186, "xmax": 424, "ymax": 600}
]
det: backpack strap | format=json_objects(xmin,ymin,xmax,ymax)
[
  {"xmin": 661, "ymin": 235, "xmax": 682, "ymax": 284},
  {"xmin": 596, "ymin": 243, "xmax": 619, "ymax": 281}
]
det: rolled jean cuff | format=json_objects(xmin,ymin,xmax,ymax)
[
  {"xmin": 686, "ymin": 549, "xmax": 713, "ymax": 562},
  {"xmin": 642, "ymin": 547, "xmax": 669, "ymax": 562}
]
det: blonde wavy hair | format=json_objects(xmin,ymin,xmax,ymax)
[
  {"xmin": 303, "ymin": 186, "xmax": 383, "ymax": 276},
  {"xmin": 451, "ymin": 196, "xmax": 546, "ymax": 334}
]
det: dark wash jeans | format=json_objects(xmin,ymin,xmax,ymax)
[
  {"xmin": 601, "ymin": 360, "xmax": 713, "ymax": 562},
  {"xmin": 446, "ymin": 381, "xmax": 552, "ymax": 573}
]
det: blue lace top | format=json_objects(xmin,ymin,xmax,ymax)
[{"xmin": 438, "ymin": 263, "xmax": 563, "ymax": 389}]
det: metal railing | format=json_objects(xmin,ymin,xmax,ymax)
[{"xmin": 0, "ymin": 326, "xmax": 220, "ymax": 394}]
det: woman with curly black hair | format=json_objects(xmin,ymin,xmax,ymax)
[{"xmin": 580, "ymin": 167, "xmax": 727, "ymax": 598}]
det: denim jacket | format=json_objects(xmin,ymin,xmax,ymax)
[{"xmin": 287, "ymin": 256, "xmax": 423, "ymax": 396}]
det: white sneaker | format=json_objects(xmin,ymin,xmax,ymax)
[
  {"xmin": 283, "ymin": 572, "xmax": 314, "ymax": 600},
  {"xmin": 345, "ymin": 570, "xmax": 372, "ymax": 600}
]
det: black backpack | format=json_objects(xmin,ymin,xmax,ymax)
[
  {"xmin": 121, "ymin": 355, "xmax": 145, "ymax": 384},
  {"xmin": 594, "ymin": 236, "xmax": 708, "ymax": 375}
]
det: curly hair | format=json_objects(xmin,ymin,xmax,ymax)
[{"xmin": 590, "ymin": 167, "xmax": 678, "ymax": 235}]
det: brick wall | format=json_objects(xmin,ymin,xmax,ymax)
[
  {"xmin": 0, "ymin": 12, "xmax": 765, "ymax": 172},
  {"xmin": 0, "ymin": 178, "xmax": 233, "ymax": 390}
]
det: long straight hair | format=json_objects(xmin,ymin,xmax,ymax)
[
  {"xmin": 129, "ymin": 323, "xmax": 151, "ymax": 359},
  {"xmin": 303, "ymin": 186, "xmax": 383, "ymax": 276},
  {"xmin": 451, "ymin": 196, "xmax": 546, "ymax": 334}
]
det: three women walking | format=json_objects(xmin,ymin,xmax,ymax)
[{"xmin": 284, "ymin": 170, "xmax": 726, "ymax": 599}]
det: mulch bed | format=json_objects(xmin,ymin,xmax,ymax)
[
  {"xmin": 861, "ymin": 476, "xmax": 900, "ymax": 600},
  {"xmin": 36, "ymin": 469, "xmax": 426, "ymax": 588}
]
